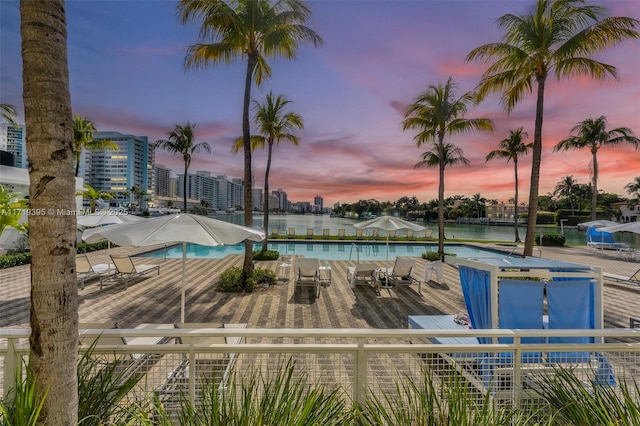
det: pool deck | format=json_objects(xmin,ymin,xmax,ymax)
[{"xmin": 1, "ymin": 243, "xmax": 639, "ymax": 330}]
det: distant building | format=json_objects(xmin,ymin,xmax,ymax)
[
  {"xmin": 0, "ymin": 123, "xmax": 27, "ymax": 168},
  {"xmin": 252, "ymin": 188, "xmax": 263, "ymax": 211},
  {"xmin": 612, "ymin": 201, "xmax": 640, "ymax": 223},
  {"xmin": 486, "ymin": 203, "xmax": 528, "ymax": 222},
  {"xmin": 155, "ymin": 164, "xmax": 172, "ymax": 197},
  {"xmin": 272, "ymin": 188, "xmax": 288, "ymax": 211},
  {"xmin": 314, "ymin": 195, "xmax": 323, "ymax": 211},
  {"xmin": 176, "ymin": 170, "xmax": 219, "ymax": 211}
]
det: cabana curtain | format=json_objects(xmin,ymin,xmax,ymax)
[{"xmin": 459, "ymin": 265, "xmax": 491, "ymax": 344}]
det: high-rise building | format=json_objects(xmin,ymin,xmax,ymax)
[
  {"xmin": 155, "ymin": 164, "xmax": 172, "ymax": 197},
  {"xmin": 0, "ymin": 123, "xmax": 27, "ymax": 168},
  {"xmin": 272, "ymin": 188, "xmax": 288, "ymax": 211},
  {"xmin": 176, "ymin": 170, "xmax": 220, "ymax": 210},
  {"xmin": 314, "ymin": 195, "xmax": 324, "ymax": 212},
  {"xmin": 85, "ymin": 131, "xmax": 151, "ymax": 207},
  {"xmin": 252, "ymin": 188, "xmax": 263, "ymax": 211}
]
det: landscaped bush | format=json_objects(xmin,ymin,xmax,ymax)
[
  {"xmin": 217, "ymin": 266, "xmax": 245, "ymax": 292},
  {"xmin": 534, "ymin": 234, "xmax": 565, "ymax": 246},
  {"xmin": 252, "ymin": 249, "xmax": 279, "ymax": 261},
  {"xmin": 77, "ymin": 240, "xmax": 111, "ymax": 254},
  {"xmin": 422, "ymin": 252, "xmax": 456, "ymax": 261},
  {"xmin": 0, "ymin": 252, "xmax": 31, "ymax": 269},
  {"xmin": 252, "ymin": 267, "xmax": 277, "ymax": 289}
]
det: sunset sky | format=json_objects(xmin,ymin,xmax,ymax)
[{"xmin": 1, "ymin": 1, "xmax": 638, "ymax": 206}]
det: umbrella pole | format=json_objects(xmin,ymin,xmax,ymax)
[
  {"xmin": 181, "ymin": 242, "xmax": 186, "ymax": 323},
  {"xmin": 108, "ymin": 241, "xmax": 111, "ymax": 273}
]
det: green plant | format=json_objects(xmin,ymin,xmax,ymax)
[
  {"xmin": 422, "ymin": 252, "xmax": 456, "ymax": 261},
  {"xmin": 0, "ymin": 252, "xmax": 32, "ymax": 269},
  {"xmin": 76, "ymin": 240, "xmax": 111, "ymax": 254},
  {"xmin": 217, "ymin": 266, "xmax": 245, "ymax": 292},
  {"xmin": 0, "ymin": 358, "xmax": 47, "ymax": 426},
  {"xmin": 253, "ymin": 268, "xmax": 277, "ymax": 289},
  {"xmin": 534, "ymin": 234, "xmax": 565, "ymax": 247},
  {"xmin": 252, "ymin": 249, "xmax": 279, "ymax": 261}
]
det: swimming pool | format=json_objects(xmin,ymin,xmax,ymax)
[{"xmin": 142, "ymin": 242, "xmax": 510, "ymax": 261}]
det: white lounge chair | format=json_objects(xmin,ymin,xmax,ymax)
[
  {"xmin": 101, "ymin": 255, "xmax": 160, "ymax": 290},
  {"xmin": 385, "ymin": 257, "xmax": 419, "ymax": 293},
  {"xmin": 347, "ymin": 263, "xmax": 378, "ymax": 289},
  {"xmin": 287, "ymin": 227, "xmax": 296, "ymax": 237},
  {"xmin": 604, "ymin": 268, "xmax": 639, "ymax": 286},
  {"xmin": 76, "ymin": 254, "xmax": 114, "ymax": 289},
  {"xmin": 306, "ymin": 228, "xmax": 314, "ymax": 238},
  {"xmin": 322, "ymin": 228, "xmax": 330, "ymax": 237},
  {"xmin": 295, "ymin": 257, "xmax": 321, "ymax": 297},
  {"xmin": 337, "ymin": 229, "xmax": 346, "ymax": 237}
]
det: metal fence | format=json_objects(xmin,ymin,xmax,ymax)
[{"xmin": 2, "ymin": 327, "xmax": 639, "ymax": 415}]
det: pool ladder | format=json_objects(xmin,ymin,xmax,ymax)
[{"xmin": 349, "ymin": 243, "xmax": 361, "ymax": 264}]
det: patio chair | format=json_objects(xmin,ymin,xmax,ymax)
[
  {"xmin": 347, "ymin": 263, "xmax": 378, "ymax": 289},
  {"xmin": 271, "ymin": 228, "xmax": 279, "ymax": 236},
  {"xmin": 101, "ymin": 254, "xmax": 160, "ymax": 290},
  {"xmin": 76, "ymin": 254, "xmax": 114, "ymax": 290},
  {"xmin": 337, "ymin": 228, "xmax": 346, "ymax": 237},
  {"xmin": 586, "ymin": 226, "xmax": 628, "ymax": 252},
  {"xmin": 385, "ymin": 257, "xmax": 419, "ymax": 293},
  {"xmin": 604, "ymin": 268, "xmax": 640, "ymax": 286},
  {"xmin": 355, "ymin": 229, "xmax": 364, "ymax": 239},
  {"xmin": 306, "ymin": 228, "xmax": 314, "ymax": 238},
  {"xmin": 425, "ymin": 229, "xmax": 433, "ymax": 239},
  {"xmin": 388, "ymin": 231, "xmax": 396, "ymax": 238},
  {"xmin": 406, "ymin": 229, "xmax": 414, "ymax": 239},
  {"xmin": 295, "ymin": 257, "xmax": 321, "ymax": 297},
  {"xmin": 322, "ymin": 228, "xmax": 330, "ymax": 237},
  {"xmin": 287, "ymin": 227, "xmax": 296, "ymax": 237}
]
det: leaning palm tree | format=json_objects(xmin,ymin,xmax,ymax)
[
  {"xmin": 625, "ymin": 177, "xmax": 640, "ymax": 202},
  {"xmin": 402, "ymin": 76, "xmax": 494, "ymax": 256},
  {"xmin": 0, "ymin": 104, "xmax": 19, "ymax": 125},
  {"xmin": 466, "ymin": 0, "xmax": 639, "ymax": 256},
  {"xmin": 554, "ymin": 116, "xmax": 639, "ymax": 220},
  {"xmin": 177, "ymin": 0, "xmax": 322, "ymax": 281},
  {"xmin": 554, "ymin": 175, "xmax": 579, "ymax": 215},
  {"xmin": 414, "ymin": 142, "xmax": 470, "ymax": 254},
  {"xmin": 233, "ymin": 92, "xmax": 303, "ymax": 252},
  {"xmin": 72, "ymin": 115, "xmax": 119, "ymax": 177},
  {"xmin": 155, "ymin": 122, "xmax": 211, "ymax": 213},
  {"xmin": 486, "ymin": 127, "xmax": 532, "ymax": 242}
]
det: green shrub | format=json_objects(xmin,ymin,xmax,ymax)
[
  {"xmin": 534, "ymin": 234, "xmax": 565, "ymax": 246},
  {"xmin": 77, "ymin": 240, "xmax": 111, "ymax": 254},
  {"xmin": 0, "ymin": 252, "xmax": 32, "ymax": 269},
  {"xmin": 217, "ymin": 266, "xmax": 245, "ymax": 292},
  {"xmin": 422, "ymin": 252, "xmax": 456, "ymax": 261},
  {"xmin": 253, "ymin": 268, "xmax": 277, "ymax": 289},
  {"xmin": 253, "ymin": 249, "xmax": 279, "ymax": 261}
]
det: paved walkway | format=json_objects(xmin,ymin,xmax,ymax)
[{"xmin": 1, "ymin": 243, "xmax": 638, "ymax": 330}]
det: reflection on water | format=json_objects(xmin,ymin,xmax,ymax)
[{"xmin": 210, "ymin": 213, "xmax": 639, "ymax": 247}]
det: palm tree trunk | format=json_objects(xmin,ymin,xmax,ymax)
[
  {"xmin": 514, "ymin": 160, "xmax": 520, "ymax": 242},
  {"xmin": 75, "ymin": 156, "xmax": 80, "ymax": 177},
  {"xmin": 591, "ymin": 149, "xmax": 598, "ymax": 220},
  {"xmin": 437, "ymin": 141, "xmax": 445, "ymax": 256},
  {"xmin": 524, "ymin": 76, "xmax": 546, "ymax": 256},
  {"xmin": 262, "ymin": 142, "xmax": 273, "ymax": 252},
  {"xmin": 242, "ymin": 55, "xmax": 257, "ymax": 279},
  {"xmin": 21, "ymin": 1, "xmax": 78, "ymax": 423}
]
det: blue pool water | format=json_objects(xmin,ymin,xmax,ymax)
[{"xmin": 143, "ymin": 242, "xmax": 510, "ymax": 261}]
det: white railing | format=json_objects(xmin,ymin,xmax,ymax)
[{"xmin": 2, "ymin": 327, "xmax": 639, "ymax": 410}]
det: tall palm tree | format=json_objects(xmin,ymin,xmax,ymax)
[
  {"xmin": 72, "ymin": 115, "xmax": 119, "ymax": 177},
  {"xmin": 486, "ymin": 127, "xmax": 532, "ymax": 242},
  {"xmin": 233, "ymin": 92, "xmax": 303, "ymax": 252},
  {"xmin": 77, "ymin": 183, "xmax": 114, "ymax": 213},
  {"xmin": 554, "ymin": 116, "xmax": 639, "ymax": 220},
  {"xmin": 402, "ymin": 76, "xmax": 494, "ymax": 256},
  {"xmin": 155, "ymin": 122, "xmax": 211, "ymax": 213},
  {"xmin": 625, "ymin": 177, "xmax": 640, "ymax": 202},
  {"xmin": 466, "ymin": 0, "xmax": 639, "ymax": 256},
  {"xmin": 21, "ymin": 1, "xmax": 78, "ymax": 422},
  {"xmin": 0, "ymin": 103, "xmax": 19, "ymax": 125},
  {"xmin": 414, "ymin": 142, "xmax": 470, "ymax": 254},
  {"xmin": 177, "ymin": 0, "xmax": 322, "ymax": 281},
  {"xmin": 554, "ymin": 175, "xmax": 579, "ymax": 215}
]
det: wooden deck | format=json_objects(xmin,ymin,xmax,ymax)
[{"xmin": 1, "ymin": 244, "xmax": 638, "ymax": 330}]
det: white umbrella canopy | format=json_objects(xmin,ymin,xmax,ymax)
[
  {"xmin": 82, "ymin": 214, "xmax": 265, "ymax": 321},
  {"xmin": 77, "ymin": 212, "xmax": 143, "ymax": 227},
  {"xmin": 353, "ymin": 216, "xmax": 424, "ymax": 261},
  {"xmin": 597, "ymin": 222, "xmax": 640, "ymax": 234},
  {"xmin": 577, "ymin": 219, "xmax": 618, "ymax": 229}
]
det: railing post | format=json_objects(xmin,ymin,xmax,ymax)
[
  {"xmin": 188, "ymin": 339, "xmax": 196, "ymax": 407},
  {"xmin": 3, "ymin": 337, "xmax": 18, "ymax": 400},
  {"xmin": 513, "ymin": 336, "xmax": 522, "ymax": 408},
  {"xmin": 354, "ymin": 337, "xmax": 367, "ymax": 406}
]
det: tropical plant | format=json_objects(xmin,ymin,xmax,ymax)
[
  {"xmin": 486, "ymin": 128, "xmax": 532, "ymax": 242},
  {"xmin": 72, "ymin": 115, "xmax": 119, "ymax": 177},
  {"xmin": 554, "ymin": 175, "xmax": 579, "ymax": 215},
  {"xmin": 0, "ymin": 103, "xmax": 19, "ymax": 125},
  {"xmin": 0, "ymin": 185, "xmax": 28, "ymax": 236},
  {"xmin": 0, "ymin": 358, "xmax": 48, "ymax": 426},
  {"xmin": 466, "ymin": 0, "xmax": 640, "ymax": 256},
  {"xmin": 77, "ymin": 183, "xmax": 114, "ymax": 213},
  {"xmin": 402, "ymin": 76, "xmax": 493, "ymax": 255},
  {"xmin": 21, "ymin": 1, "xmax": 79, "ymax": 423},
  {"xmin": 554, "ymin": 116, "xmax": 639, "ymax": 220},
  {"xmin": 177, "ymin": 0, "xmax": 322, "ymax": 282},
  {"xmin": 625, "ymin": 176, "xmax": 640, "ymax": 202},
  {"xmin": 155, "ymin": 122, "xmax": 211, "ymax": 213},
  {"xmin": 233, "ymin": 92, "xmax": 303, "ymax": 252},
  {"xmin": 129, "ymin": 184, "xmax": 148, "ymax": 212}
]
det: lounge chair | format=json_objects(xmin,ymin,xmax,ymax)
[
  {"xmin": 385, "ymin": 257, "xmax": 419, "ymax": 292},
  {"xmin": 76, "ymin": 254, "xmax": 114, "ymax": 289},
  {"xmin": 406, "ymin": 230, "xmax": 414, "ymax": 239},
  {"xmin": 322, "ymin": 228, "xmax": 330, "ymax": 237},
  {"xmin": 347, "ymin": 263, "xmax": 378, "ymax": 289},
  {"xmin": 271, "ymin": 228, "xmax": 279, "ymax": 236},
  {"xmin": 306, "ymin": 228, "xmax": 314, "ymax": 238},
  {"xmin": 337, "ymin": 228, "xmax": 346, "ymax": 237},
  {"xmin": 287, "ymin": 227, "xmax": 296, "ymax": 237},
  {"xmin": 101, "ymin": 255, "xmax": 160, "ymax": 290},
  {"xmin": 425, "ymin": 229, "xmax": 433, "ymax": 239},
  {"xmin": 586, "ymin": 226, "xmax": 628, "ymax": 252},
  {"xmin": 388, "ymin": 231, "xmax": 396, "ymax": 238},
  {"xmin": 295, "ymin": 257, "xmax": 321, "ymax": 297},
  {"xmin": 355, "ymin": 229, "xmax": 364, "ymax": 239},
  {"xmin": 603, "ymin": 268, "xmax": 639, "ymax": 286},
  {"xmin": 372, "ymin": 230, "xmax": 379, "ymax": 238}
]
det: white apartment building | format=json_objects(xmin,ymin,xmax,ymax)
[{"xmin": 0, "ymin": 123, "xmax": 27, "ymax": 168}]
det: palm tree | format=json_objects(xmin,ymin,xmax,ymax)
[
  {"xmin": 414, "ymin": 142, "xmax": 470, "ymax": 254},
  {"xmin": 625, "ymin": 177, "xmax": 640, "ymax": 202},
  {"xmin": 486, "ymin": 127, "xmax": 532, "ymax": 241},
  {"xmin": 466, "ymin": 0, "xmax": 639, "ymax": 256},
  {"xmin": 554, "ymin": 116, "xmax": 639, "ymax": 220},
  {"xmin": 402, "ymin": 76, "xmax": 494, "ymax": 256},
  {"xmin": 77, "ymin": 183, "xmax": 114, "ymax": 213},
  {"xmin": 471, "ymin": 193, "xmax": 486, "ymax": 219},
  {"xmin": 177, "ymin": 0, "xmax": 322, "ymax": 281},
  {"xmin": 155, "ymin": 122, "xmax": 211, "ymax": 213},
  {"xmin": 233, "ymin": 92, "xmax": 303, "ymax": 251},
  {"xmin": 1, "ymin": 104, "xmax": 19, "ymax": 125},
  {"xmin": 554, "ymin": 175, "xmax": 579, "ymax": 215},
  {"xmin": 72, "ymin": 115, "xmax": 119, "ymax": 177},
  {"xmin": 21, "ymin": 1, "xmax": 78, "ymax": 422}
]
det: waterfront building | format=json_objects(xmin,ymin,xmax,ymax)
[
  {"xmin": 252, "ymin": 188, "xmax": 263, "ymax": 211},
  {"xmin": 612, "ymin": 201, "xmax": 640, "ymax": 223},
  {"xmin": 155, "ymin": 164, "xmax": 172, "ymax": 197},
  {"xmin": 85, "ymin": 131, "xmax": 151, "ymax": 207},
  {"xmin": 176, "ymin": 170, "xmax": 219, "ymax": 211},
  {"xmin": 314, "ymin": 195, "xmax": 323, "ymax": 211},
  {"xmin": 485, "ymin": 203, "xmax": 527, "ymax": 223},
  {"xmin": 0, "ymin": 123, "xmax": 27, "ymax": 168},
  {"xmin": 272, "ymin": 188, "xmax": 288, "ymax": 211}
]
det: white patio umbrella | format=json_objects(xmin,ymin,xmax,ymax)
[
  {"xmin": 577, "ymin": 219, "xmax": 618, "ymax": 229},
  {"xmin": 597, "ymin": 221, "xmax": 640, "ymax": 234},
  {"xmin": 353, "ymin": 216, "xmax": 425, "ymax": 261},
  {"xmin": 82, "ymin": 213, "xmax": 265, "ymax": 321},
  {"xmin": 77, "ymin": 212, "xmax": 144, "ymax": 227}
]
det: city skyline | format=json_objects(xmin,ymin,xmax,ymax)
[{"xmin": 1, "ymin": 1, "xmax": 638, "ymax": 206}]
